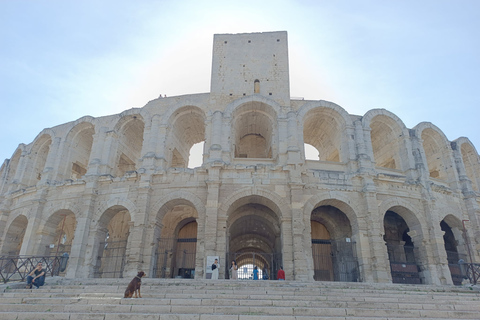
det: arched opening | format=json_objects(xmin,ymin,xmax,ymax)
[
  {"xmin": 254, "ymin": 79, "xmax": 260, "ymax": 94},
  {"xmin": 40, "ymin": 210, "xmax": 77, "ymax": 257},
  {"xmin": 65, "ymin": 123, "xmax": 94, "ymax": 180},
  {"xmin": 188, "ymin": 141, "xmax": 204, "ymax": 168},
  {"xmin": 370, "ymin": 115, "xmax": 404, "ymax": 170},
  {"xmin": 166, "ymin": 106, "xmax": 206, "ymax": 169},
  {"xmin": 1, "ymin": 215, "xmax": 28, "ymax": 256},
  {"xmin": 304, "ymin": 143, "xmax": 319, "ymax": 160},
  {"xmin": 94, "ymin": 206, "xmax": 131, "ymax": 278},
  {"xmin": 383, "ymin": 210, "xmax": 421, "ymax": 284},
  {"xmin": 154, "ymin": 202, "xmax": 198, "ymax": 279},
  {"xmin": 310, "ymin": 205, "xmax": 358, "ymax": 282},
  {"xmin": 226, "ymin": 197, "xmax": 282, "ymax": 280},
  {"xmin": 115, "ymin": 116, "xmax": 144, "ymax": 177},
  {"xmin": 440, "ymin": 217, "xmax": 468, "ymax": 285},
  {"xmin": 25, "ymin": 134, "xmax": 52, "ymax": 186},
  {"xmin": 460, "ymin": 142, "xmax": 480, "ymax": 192},
  {"xmin": 303, "ymin": 108, "xmax": 344, "ymax": 162},
  {"xmin": 2, "ymin": 149, "xmax": 21, "ymax": 191},
  {"xmin": 421, "ymin": 128, "xmax": 449, "ymax": 180},
  {"xmin": 233, "ymin": 102, "xmax": 275, "ymax": 159}
]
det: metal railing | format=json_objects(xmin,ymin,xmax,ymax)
[
  {"xmin": 459, "ymin": 260, "xmax": 480, "ymax": 285},
  {"xmin": 0, "ymin": 255, "xmax": 68, "ymax": 283}
]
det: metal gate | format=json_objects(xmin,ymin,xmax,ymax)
[
  {"xmin": 226, "ymin": 252, "xmax": 282, "ymax": 280},
  {"xmin": 446, "ymin": 250, "xmax": 466, "ymax": 286},
  {"xmin": 94, "ymin": 240, "xmax": 127, "ymax": 278},
  {"xmin": 312, "ymin": 239, "xmax": 359, "ymax": 282},
  {"xmin": 153, "ymin": 237, "xmax": 197, "ymax": 279},
  {"xmin": 387, "ymin": 244, "xmax": 421, "ymax": 284}
]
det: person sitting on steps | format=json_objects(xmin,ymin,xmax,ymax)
[{"xmin": 26, "ymin": 262, "xmax": 46, "ymax": 289}]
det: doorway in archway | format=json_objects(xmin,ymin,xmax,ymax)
[
  {"xmin": 226, "ymin": 201, "xmax": 282, "ymax": 280},
  {"xmin": 384, "ymin": 210, "xmax": 421, "ymax": 284},
  {"xmin": 310, "ymin": 206, "xmax": 359, "ymax": 282}
]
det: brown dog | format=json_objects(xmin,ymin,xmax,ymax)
[{"xmin": 124, "ymin": 271, "xmax": 146, "ymax": 298}]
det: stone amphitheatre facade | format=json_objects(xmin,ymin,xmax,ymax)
[{"xmin": 0, "ymin": 31, "xmax": 479, "ymax": 285}]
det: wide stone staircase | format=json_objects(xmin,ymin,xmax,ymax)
[{"xmin": 0, "ymin": 278, "xmax": 479, "ymax": 320}]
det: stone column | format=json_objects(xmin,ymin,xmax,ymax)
[
  {"xmin": 286, "ymin": 111, "xmax": 301, "ymax": 165},
  {"xmin": 208, "ymin": 111, "xmax": 223, "ymax": 162},
  {"xmin": 354, "ymin": 120, "xmax": 390, "ymax": 282},
  {"xmin": 289, "ymin": 183, "xmax": 309, "ymax": 281},
  {"xmin": 10, "ymin": 149, "xmax": 28, "ymax": 191},
  {"xmin": 123, "ymin": 183, "xmax": 152, "ymax": 277},
  {"xmin": 39, "ymin": 137, "xmax": 62, "ymax": 185},
  {"xmin": 203, "ymin": 167, "xmax": 221, "ymax": 278},
  {"xmin": 65, "ymin": 179, "xmax": 99, "ymax": 278}
]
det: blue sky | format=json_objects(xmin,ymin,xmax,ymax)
[{"xmin": 1, "ymin": 0, "xmax": 479, "ymax": 163}]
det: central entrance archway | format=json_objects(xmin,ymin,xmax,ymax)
[{"xmin": 226, "ymin": 197, "xmax": 282, "ymax": 280}]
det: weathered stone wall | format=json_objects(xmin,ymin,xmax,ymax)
[{"xmin": 0, "ymin": 32, "xmax": 479, "ymax": 285}]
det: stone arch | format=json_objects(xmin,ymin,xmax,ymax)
[
  {"xmin": 231, "ymin": 101, "xmax": 278, "ymax": 159},
  {"xmin": 24, "ymin": 133, "xmax": 53, "ymax": 186},
  {"xmin": 300, "ymin": 105, "xmax": 349, "ymax": 162},
  {"xmin": 151, "ymin": 192, "xmax": 205, "ymax": 279},
  {"xmin": 164, "ymin": 105, "xmax": 206, "ymax": 168},
  {"xmin": 440, "ymin": 214, "xmax": 466, "ymax": 285},
  {"xmin": 381, "ymin": 201, "xmax": 427, "ymax": 284},
  {"xmin": 113, "ymin": 114, "xmax": 145, "ymax": 177},
  {"xmin": 303, "ymin": 194, "xmax": 360, "ymax": 282},
  {"xmin": 151, "ymin": 190, "xmax": 206, "ymax": 224},
  {"xmin": 224, "ymin": 191, "xmax": 285, "ymax": 280},
  {"xmin": 153, "ymin": 198, "xmax": 200, "ymax": 279},
  {"xmin": 363, "ymin": 109, "xmax": 410, "ymax": 171},
  {"xmin": 37, "ymin": 209, "xmax": 77, "ymax": 256},
  {"xmin": 219, "ymin": 187, "xmax": 288, "ymax": 220},
  {"xmin": 223, "ymin": 95, "xmax": 283, "ymax": 118},
  {"xmin": 414, "ymin": 122, "xmax": 455, "ymax": 182},
  {"xmin": 303, "ymin": 193, "xmax": 360, "ymax": 235},
  {"xmin": 93, "ymin": 205, "xmax": 132, "ymax": 278},
  {"xmin": 63, "ymin": 122, "xmax": 95, "ymax": 180},
  {"xmin": 456, "ymin": 137, "xmax": 480, "ymax": 192},
  {"xmin": 1, "ymin": 214, "xmax": 28, "ymax": 256},
  {"xmin": 94, "ymin": 198, "xmax": 137, "ymax": 225},
  {"xmin": 0, "ymin": 146, "xmax": 23, "ymax": 194}
]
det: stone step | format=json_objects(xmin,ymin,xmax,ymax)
[
  {"xmin": 0, "ymin": 302, "xmax": 479, "ymax": 319},
  {"xmin": 2, "ymin": 295, "xmax": 480, "ymax": 312},
  {"xmin": 0, "ymin": 279, "xmax": 478, "ymax": 319}
]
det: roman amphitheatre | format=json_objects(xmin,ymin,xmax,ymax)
[{"xmin": 0, "ymin": 31, "xmax": 479, "ymax": 286}]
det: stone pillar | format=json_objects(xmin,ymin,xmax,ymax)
[
  {"xmin": 142, "ymin": 114, "xmax": 167, "ymax": 171},
  {"xmin": 221, "ymin": 115, "xmax": 232, "ymax": 163},
  {"xmin": 280, "ymin": 217, "xmax": 294, "ymax": 280},
  {"xmin": 10, "ymin": 149, "xmax": 28, "ymax": 191},
  {"xmin": 208, "ymin": 111, "xmax": 223, "ymax": 162},
  {"xmin": 65, "ymin": 179, "xmax": 99, "ymax": 278},
  {"xmin": 289, "ymin": 183, "xmax": 309, "ymax": 281},
  {"xmin": 416, "ymin": 201, "xmax": 452, "ymax": 285},
  {"xmin": 203, "ymin": 167, "xmax": 222, "ymax": 278},
  {"xmin": 286, "ymin": 111, "xmax": 301, "ymax": 165},
  {"xmin": 354, "ymin": 120, "xmax": 390, "ymax": 282},
  {"xmin": 39, "ymin": 137, "xmax": 62, "ymax": 185},
  {"xmin": 123, "ymin": 183, "xmax": 152, "ymax": 277},
  {"xmin": 20, "ymin": 194, "xmax": 47, "ymax": 255},
  {"xmin": 86, "ymin": 127, "xmax": 108, "ymax": 176}
]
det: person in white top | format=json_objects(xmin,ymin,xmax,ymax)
[{"xmin": 211, "ymin": 259, "xmax": 219, "ymax": 279}]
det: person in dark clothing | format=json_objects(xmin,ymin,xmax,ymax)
[{"xmin": 26, "ymin": 262, "xmax": 46, "ymax": 289}]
